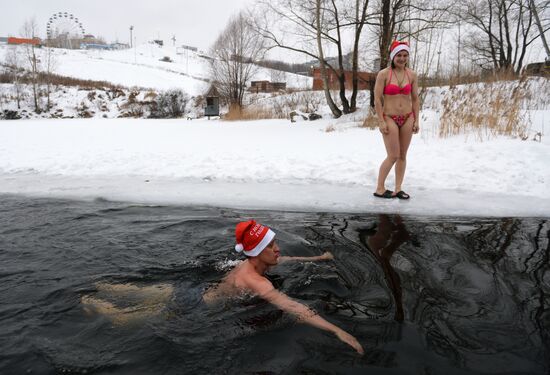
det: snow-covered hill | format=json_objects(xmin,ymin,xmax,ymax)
[{"xmin": 0, "ymin": 43, "xmax": 312, "ymax": 95}]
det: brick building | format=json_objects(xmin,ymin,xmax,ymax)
[
  {"xmin": 249, "ymin": 81, "xmax": 287, "ymax": 93},
  {"xmin": 311, "ymin": 68, "xmax": 376, "ymax": 90}
]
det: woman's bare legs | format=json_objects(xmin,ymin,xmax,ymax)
[
  {"xmin": 394, "ymin": 116, "xmax": 414, "ymax": 194},
  {"xmin": 376, "ymin": 119, "xmax": 401, "ymax": 195}
]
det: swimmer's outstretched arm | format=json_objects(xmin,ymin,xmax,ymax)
[
  {"xmin": 279, "ymin": 251, "xmax": 334, "ymax": 264},
  {"xmin": 247, "ymin": 276, "xmax": 364, "ymax": 355}
]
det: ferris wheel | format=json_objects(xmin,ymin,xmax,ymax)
[{"xmin": 46, "ymin": 12, "xmax": 85, "ymax": 40}]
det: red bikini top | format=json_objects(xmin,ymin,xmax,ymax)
[{"xmin": 383, "ymin": 69, "xmax": 412, "ymax": 96}]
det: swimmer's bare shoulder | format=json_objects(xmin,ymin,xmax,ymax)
[{"xmin": 203, "ymin": 261, "xmax": 256, "ymax": 304}]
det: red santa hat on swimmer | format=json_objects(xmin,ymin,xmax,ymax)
[
  {"xmin": 234, "ymin": 220, "xmax": 276, "ymax": 257},
  {"xmin": 390, "ymin": 41, "xmax": 410, "ymax": 62}
]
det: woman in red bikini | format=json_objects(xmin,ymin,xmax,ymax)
[{"xmin": 373, "ymin": 40, "xmax": 419, "ymax": 200}]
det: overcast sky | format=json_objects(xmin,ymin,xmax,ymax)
[{"xmin": 0, "ymin": 0, "xmax": 253, "ymax": 51}]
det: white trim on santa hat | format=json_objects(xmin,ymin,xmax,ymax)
[
  {"xmin": 390, "ymin": 44, "xmax": 410, "ymax": 62},
  {"xmin": 235, "ymin": 229, "xmax": 276, "ymax": 257}
]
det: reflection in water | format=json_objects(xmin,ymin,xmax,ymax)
[{"xmin": 359, "ymin": 214, "xmax": 409, "ymax": 322}]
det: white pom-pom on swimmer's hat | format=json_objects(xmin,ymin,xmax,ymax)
[
  {"xmin": 389, "ymin": 40, "xmax": 410, "ymax": 62},
  {"xmin": 234, "ymin": 220, "xmax": 276, "ymax": 257}
]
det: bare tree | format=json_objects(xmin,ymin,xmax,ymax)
[
  {"xmin": 21, "ymin": 18, "xmax": 41, "ymax": 113},
  {"xmin": 529, "ymin": 0, "xmax": 550, "ymax": 60},
  {"xmin": 364, "ymin": 0, "xmax": 452, "ymax": 106},
  {"xmin": 367, "ymin": 0, "xmax": 451, "ymax": 69},
  {"xmin": 4, "ymin": 46, "xmax": 23, "ymax": 109},
  {"xmin": 316, "ymin": 0, "xmax": 343, "ymax": 116},
  {"xmin": 43, "ymin": 41, "xmax": 57, "ymax": 111},
  {"xmin": 209, "ymin": 12, "xmax": 266, "ymax": 109},
  {"xmin": 255, "ymin": 0, "xmax": 371, "ymax": 117},
  {"xmin": 455, "ymin": 0, "xmax": 549, "ymax": 74}
]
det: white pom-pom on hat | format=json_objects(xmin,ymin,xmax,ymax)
[{"xmin": 235, "ymin": 243, "xmax": 244, "ymax": 252}]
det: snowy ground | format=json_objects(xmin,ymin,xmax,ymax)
[
  {"xmin": 1, "ymin": 115, "xmax": 548, "ymax": 217},
  {"xmin": 1, "ymin": 44, "xmax": 548, "ymax": 217}
]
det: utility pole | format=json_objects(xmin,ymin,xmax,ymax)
[{"xmin": 129, "ymin": 25, "xmax": 133, "ymax": 48}]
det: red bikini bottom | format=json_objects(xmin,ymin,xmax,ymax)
[{"xmin": 384, "ymin": 112, "xmax": 415, "ymax": 127}]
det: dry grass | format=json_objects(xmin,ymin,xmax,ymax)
[
  {"xmin": 423, "ymin": 68, "xmax": 519, "ymax": 89},
  {"xmin": 0, "ymin": 68, "xmax": 130, "ymax": 91},
  {"xmin": 439, "ymin": 77, "xmax": 531, "ymax": 140},
  {"xmin": 223, "ymin": 104, "xmax": 278, "ymax": 121},
  {"xmin": 325, "ymin": 124, "xmax": 336, "ymax": 132},
  {"xmin": 359, "ymin": 107, "xmax": 379, "ymax": 130}
]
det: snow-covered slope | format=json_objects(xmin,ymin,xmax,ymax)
[{"xmin": 0, "ymin": 43, "xmax": 312, "ymax": 95}]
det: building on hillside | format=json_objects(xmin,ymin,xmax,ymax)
[
  {"xmin": 7, "ymin": 37, "xmax": 41, "ymax": 46},
  {"xmin": 80, "ymin": 43, "xmax": 113, "ymax": 50},
  {"xmin": 249, "ymin": 80, "xmax": 287, "ymax": 93},
  {"xmin": 311, "ymin": 67, "xmax": 376, "ymax": 90},
  {"xmin": 181, "ymin": 44, "xmax": 198, "ymax": 52},
  {"xmin": 0, "ymin": 37, "xmax": 8, "ymax": 44},
  {"xmin": 111, "ymin": 42, "xmax": 130, "ymax": 50},
  {"xmin": 523, "ymin": 61, "xmax": 550, "ymax": 77}
]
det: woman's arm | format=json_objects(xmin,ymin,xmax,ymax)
[
  {"xmin": 279, "ymin": 251, "xmax": 334, "ymax": 264},
  {"xmin": 410, "ymin": 70, "xmax": 420, "ymax": 133},
  {"xmin": 248, "ymin": 276, "xmax": 364, "ymax": 355},
  {"xmin": 373, "ymin": 70, "xmax": 388, "ymax": 134}
]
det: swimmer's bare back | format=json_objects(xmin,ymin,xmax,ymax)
[{"xmin": 202, "ymin": 261, "xmax": 256, "ymax": 304}]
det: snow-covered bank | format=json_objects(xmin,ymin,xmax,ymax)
[
  {"xmin": 2, "ymin": 174, "xmax": 549, "ymax": 218},
  {"xmin": 1, "ymin": 117, "xmax": 548, "ymax": 217}
]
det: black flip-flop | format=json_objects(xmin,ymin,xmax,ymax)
[
  {"xmin": 373, "ymin": 190, "xmax": 394, "ymax": 199},
  {"xmin": 394, "ymin": 191, "xmax": 410, "ymax": 200}
]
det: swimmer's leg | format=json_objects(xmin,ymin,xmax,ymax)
[
  {"xmin": 81, "ymin": 295, "xmax": 166, "ymax": 325},
  {"xmin": 95, "ymin": 282, "xmax": 174, "ymax": 305}
]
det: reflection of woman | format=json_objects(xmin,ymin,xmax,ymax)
[
  {"xmin": 361, "ymin": 214, "xmax": 409, "ymax": 321},
  {"xmin": 373, "ymin": 41, "xmax": 420, "ymax": 200}
]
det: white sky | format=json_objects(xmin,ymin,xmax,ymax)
[{"xmin": 0, "ymin": 0, "xmax": 253, "ymax": 51}]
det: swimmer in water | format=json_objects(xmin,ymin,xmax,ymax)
[
  {"xmin": 81, "ymin": 220, "xmax": 364, "ymax": 355},
  {"xmin": 204, "ymin": 220, "xmax": 363, "ymax": 354}
]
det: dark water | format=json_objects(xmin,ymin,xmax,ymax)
[{"xmin": 0, "ymin": 195, "xmax": 548, "ymax": 374}]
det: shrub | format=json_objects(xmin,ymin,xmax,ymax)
[
  {"xmin": 149, "ymin": 89, "xmax": 190, "ymax": 118},
  {"xmin": 1, "ymin": 110, "xmax": 21, "ymax": 120}
]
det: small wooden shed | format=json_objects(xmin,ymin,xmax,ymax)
[{"xmin": 204, "ymin": 85, "xmax": 220, "ymax": 118}]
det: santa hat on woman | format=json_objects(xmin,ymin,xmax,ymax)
[
  {"xmin": 389, "ymin": 40, "xmax": 410, "ymax": 62},
  {"xmin": 234, "ymin": 220, "xmax": 276, "ymax": 257}
]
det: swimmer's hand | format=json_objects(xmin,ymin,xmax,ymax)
[
  {"xmin": 335, "ymin": 328, "xmax": 364, "ymax": 355},
  {"xmin": 319, "ymin": 251, "xmax": 334, "ymax": 261}
]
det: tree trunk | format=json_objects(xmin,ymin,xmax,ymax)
[
  {"xmin": 530, "ymin": 0, "xmax": 550, "ymax": 60},
  {"xmin": 351, "ymin": 0, "xmax": 368, "ymax": 111},
  {"xmin": 316, "ymin": 0, "xmax": 342, "ymax": 118}
]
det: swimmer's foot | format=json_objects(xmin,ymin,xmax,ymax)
[
  {"xmin": 373, "ymin": 190, "xmax": 394, "ymax": 199},
  {"xmin": 393, "ymin": 191, "xmax": 410, "ymax": 200}
]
